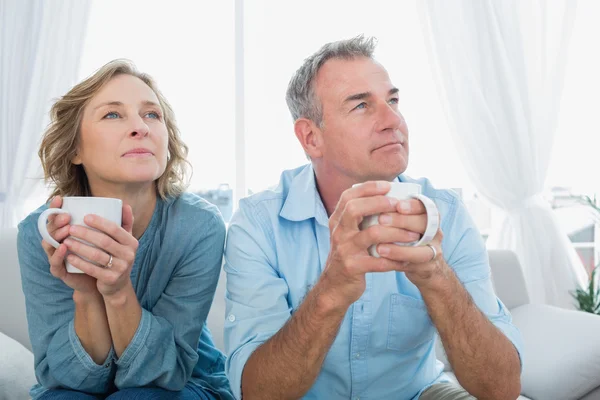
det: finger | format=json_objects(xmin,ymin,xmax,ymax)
[
  {"xmin": 378, "ymin": 213, "xmax": 428, "ymax": 234},
  {"xmin": 52, "ymin": 224, "xmax": 71, "ymax": 243},
  {"xmin": 50, "ymin": 213, "xmax": 71, "ymax": 231},
  {"xmin": 41, "ymin": 240, "xmax": 55, "ymax": 258},
  {"xmin": 376, "ymin": 242, "xmax": 442, "ymax": 264},
  {"xmin": 338, "ymin": 195, "xmax": 399, "ymax": 231},
  {"xmin": 121, "ymin": 204, "xmax": 134, "ymax": 235},
  {"xmin": 66, "ymin": 254, "xmax": 111, "ymax": 281},
  {"xmin": 395, "ymin": 199, "xmax": 426, "ymax": 215},
  {"xmin": 64, "ymin": 238, "xmax": 112, "ymax": 268},
  {"xmin": 49, "ymin": 196, "xmax": 63, "ymax": 209},
  {"xmin": 68, "ymin": 225, "xmax": 130, "ymax": 260},
  {"xmin": 46, "ymin": 196, "xmax": 63, "ymax": 228},
  {"xmin": 330, "ymin": 181, "xmax": 392, "ymax": 227},
  {"xmin": 354, "ymin": 225, "xmax": 422, "ymax": 249},
  {"xmin": 354, "ymin": 255, "xmax": 411, "ymax": 274},
  {"xmin": 48, "ymin": 243, "xmax": 68, "ymax": 280},
  {"xmin": 82, "ymin": 214, "xmax": 135, "ymax": 247}
]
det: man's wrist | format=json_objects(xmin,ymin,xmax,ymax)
[
  {"xmin": 416, "ymin": 261, "xmax": 455, "ymax": 298},
  {"xmin": 312, "ymin": 278, "xmax": 352, "ymax": 318}
]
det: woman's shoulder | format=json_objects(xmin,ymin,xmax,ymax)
[
  {"xmin": 18, "ymin": 203, "xmax": 49, "ymax": 240},
  {"xmin": 163, "ymin": 192, "xmax": 225, "ymax": 231}
]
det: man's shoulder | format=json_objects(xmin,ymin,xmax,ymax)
[{"xmin": 238, "ymin": 165, "xmax": 309, "ymax": 215}]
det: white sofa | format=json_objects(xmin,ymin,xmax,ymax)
[{"xmin": 3, "ymin": 227, "xmax": 600, "ymax": 399}]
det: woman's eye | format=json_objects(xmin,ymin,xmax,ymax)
[
  {"xmin": 145, "ymin": 111, "xmax": 160, "ymax": 119},
  {"xmin": 103, "ymin": 112, "xmax": 120, "ymax": 119}
]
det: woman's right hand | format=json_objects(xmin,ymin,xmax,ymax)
[{"xmin": 41, "ymin": 196, "xmax": 99, "ymax": 295}]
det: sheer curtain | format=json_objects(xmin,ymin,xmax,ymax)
[
  {"xmin": 0, "ymin": 0, "xmax": 91, "ymax": 228},
  {"xmin": 419, "ymin": 0, "xmax": 588, "ymax": 308}
]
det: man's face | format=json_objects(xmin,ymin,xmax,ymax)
[{"xmin": 313, "ymin": 56, "xmax": 409, "ymax": 182}]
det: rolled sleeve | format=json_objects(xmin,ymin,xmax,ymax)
[
  {"xmin": 114, "ymin": 212, "xmax": 226, "ymax": 390},
  {"xmin": 18, "ymin": 217, "xmax": 116, "ymax": 394},
  {"xmin": 442, "ymin": 195, "xmax": 524, "ymax": 366},
  {"xmin": 223, "ymin": 202, "xmax": 292, "ymax": 400}
]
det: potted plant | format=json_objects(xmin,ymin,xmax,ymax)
[
  {"xmin": 572, "ymin": 265, "xmax": 600, "ymax": 315},
  {"xmin": 569, "ymin": 194, "xmax": 600, "ymax": 315}
]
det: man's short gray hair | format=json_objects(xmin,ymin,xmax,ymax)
[{"xmin": 285, "ymin": 35, "xmax": 377, "ymax": 127}]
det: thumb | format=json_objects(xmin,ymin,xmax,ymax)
[{"xmin": 122, "ymin": 204, "xmax": 134, "ymax": 234}]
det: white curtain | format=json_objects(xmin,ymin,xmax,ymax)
[
  {"xmin": 419, "ymin": 0, "xmax": 589, "ymax": 308},
  {"xmin": 0, "ymin": 0, "xmax": 91, "ymax": 228}
]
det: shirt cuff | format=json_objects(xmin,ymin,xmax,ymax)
[
  {"xmin": 225, "ymin": 340, "xmax": 263, "ymax": 400},
  {"xmin": 115, "ymin": 307, "xmax": 152, "ymax": 369},
  {"xmin": 491, "ymin": 316, "xmax": 525, "ymax": 369},
  {"xmin": 68, "ymin": 320, "xmax": 115, "ymax": 373}
]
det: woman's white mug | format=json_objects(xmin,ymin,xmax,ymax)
[
  {"xmin": 354, "ymin": 182, "xmax": 439, "ymax": 257},
  {"xmin": 37, "ymin": 197, "xmax": 122, "ymax": 273}
]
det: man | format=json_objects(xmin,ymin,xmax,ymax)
[{"xmin": 223, "ymin": 36, "xmax": 523, "ymax": 400}]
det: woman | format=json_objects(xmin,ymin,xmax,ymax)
[{"xmin": 18, "ymin": 60, "xmax": 233, "ymax": 400}]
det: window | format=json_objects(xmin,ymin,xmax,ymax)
[{"xmin": 79, "ymin": 0, "xmax": 236, "ymax": 219}]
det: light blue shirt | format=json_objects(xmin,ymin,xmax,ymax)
[
  {"xmin": 223, "ymin": 164, "xmax": 523, "ymax": 400},
  {"xmin": 18, "ymin": 193, "xmax": 234, "ymax": 399}
]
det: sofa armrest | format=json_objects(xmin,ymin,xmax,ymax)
[
  {"xmin": 488, "ymin": 250, "xmax": 530, "ymax": 309},
  {"xmin": 512, "ymin": 303, "xmax": 600, "ymax": 400},
  {"xmin": 0, "ymin": 332, "xmax": 35, "ymax": 399}
]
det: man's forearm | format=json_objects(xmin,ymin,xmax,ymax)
[
  {"xmin": 241, "ymin": 281, "xmax": 347, "ymax": 400},
  {"xmin": 421, "ymin": 266, "xmax": 521, "ymax": 400},
  {"xmin": 73, "ymin": 291, "xmax": 113, "ymax": 364}
]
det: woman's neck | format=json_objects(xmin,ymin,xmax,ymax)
[{"xmin": 89, "ymin": 183, "xmax": 157, "ymax": 239}]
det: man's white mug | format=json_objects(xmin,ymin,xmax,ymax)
[
  {"xmin": 37, "ymin": 197, "xmax": 123, "ymax": 273},
  {"xmin": 355, "ymin": 182, "xmax": 440, "ymax": 257}
]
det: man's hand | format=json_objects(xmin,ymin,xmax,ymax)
[{"xmin": 319, "ymin": 181, "xmax": 423, "ymax": 309}]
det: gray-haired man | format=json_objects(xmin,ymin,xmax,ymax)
[{"xmin": 223, "ymin": 36, "xmax": 523, "ymax": 400}]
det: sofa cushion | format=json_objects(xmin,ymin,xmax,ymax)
[
  {"xmin": 0, "ymin": 332, "xmax": 35, "ymax": 400},
  {"xmin": 444, "ymin": 372, "xmax": 531, "ymax": 400},
  {"xmin": 512, "ymin": 303, "xmax": 600, "ymax": 400}
]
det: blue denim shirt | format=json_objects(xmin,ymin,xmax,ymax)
[
  {"xmin": 18, "ymin": 193, "xmax": 234, "ymax": 400},
  {"xmin": 223, "ymin": 164, "xmax": 523, "ymax": 400}
]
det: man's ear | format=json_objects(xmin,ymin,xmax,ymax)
[{"xmin": 294, "ymin": 118, "xmax": 323, "ymax": 159}]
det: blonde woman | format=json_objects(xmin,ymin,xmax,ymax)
[{"xmin": 17, "ymin": 60, "xmax": 233, "ymax": 400}]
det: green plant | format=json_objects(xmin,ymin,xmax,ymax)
[
  {"xmin": 568, "ymin": 194, "xmax": 600, "ymax": 314},
  {"xmin": 572, "ymin": 266, "xmax": 600, "ymax": 315}
]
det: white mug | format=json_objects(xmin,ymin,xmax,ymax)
[
  {"xmin": 355, "ymin": 182, "xmax": 439, "ymax": 257},
  {"xmin": 37, "ymin": 197, "xmax": 123, "ymax": 273}
]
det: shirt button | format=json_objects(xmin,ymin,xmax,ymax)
[
  {"xmin": 228, "ymin": 314, "xmax": 236, "ymax": 322},
  {"xmin": 355, "ymin": 353, "xmax": 360, "ymax": 359}
]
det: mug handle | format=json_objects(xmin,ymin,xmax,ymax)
[
  {"xmin": 409, "ymin": 194, "xmax": 440, "ymax": 247},
  {"xmin": 37, "ymin": 208, "xmax": 70, "ymax": 248}
]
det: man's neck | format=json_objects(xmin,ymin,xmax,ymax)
[{"xmin": 88, "ymin": 182, "xmax": 157, "ymax": 239}]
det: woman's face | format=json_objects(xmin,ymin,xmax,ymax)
[{"xmin": 74, "ymin": 74, "xmax": 169, "ymax": 191}]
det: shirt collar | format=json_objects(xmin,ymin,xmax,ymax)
[
  {"xmin": 279, "ymin": 164, "xmax": 329, "ymax": 226},
  {"xmin": 279, "ymin": 164, "xmax": 408, "ymax": 227}
]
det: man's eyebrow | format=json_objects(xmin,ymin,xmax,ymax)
[{"xmin": 343, "ymin": 92, "xmax": 372, "ymax": 104}]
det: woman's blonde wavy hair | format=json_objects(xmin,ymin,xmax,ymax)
[{"xmin": 39, "ymin": 59, "xmax": 190, "ymax": 200}]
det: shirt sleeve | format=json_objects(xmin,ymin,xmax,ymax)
[
  {"xmin": 442, "ymin": 194, "xmax": 524, "ymax": 367},
  {"xmin": 223, "ymin": 201, "xmax": 292, "ymax": 400},
  {"xmin": 18, "ymin": 217, "xmax": 116, "ymax": 394},
  {"xmin": 114, "ymin": 211, "xmax": 226, "ymax": 391}
]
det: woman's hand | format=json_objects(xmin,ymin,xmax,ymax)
[
  {"xmin": 63, "ymin": 204, "xmax": 138, "ymax": 298},
  {"xmin": 41, "ymin": 196, "xmax": 98, "ymax": 295}
]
